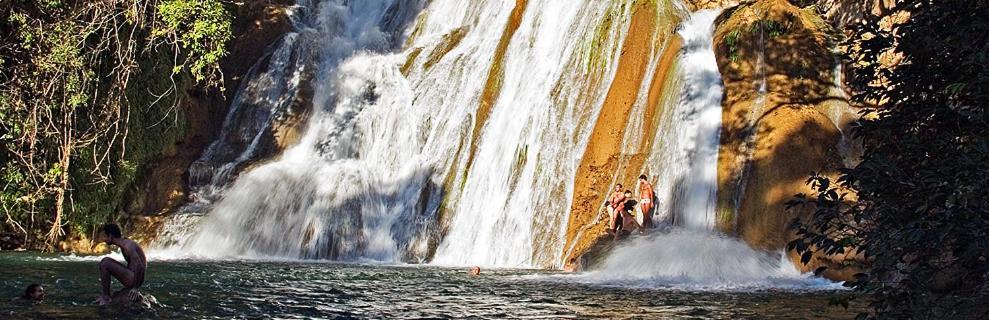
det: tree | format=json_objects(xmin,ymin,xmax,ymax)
[
  {"xmin": 0, "ymin": 0, "xmax": 230, "ymax": 248},
  {"xmin": 788, "ymin": 0, "xmax": 989, "ymax": 318}
]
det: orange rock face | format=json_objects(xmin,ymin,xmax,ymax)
[
  {"xmin": 562, "ymin": 1, "xmax": 685, "ymax": 266},
  {"xmin": 713, "ymin": 0, "xmax": 859, "ymax": 276}
]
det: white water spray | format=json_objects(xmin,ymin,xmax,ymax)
[{"xmin": 573, "ymin": 230, "xmax": 840, "ymax": 290}]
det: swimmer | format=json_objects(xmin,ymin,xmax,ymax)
[
  {"xmin": 469, "ymin": 266, "xmax": 481, "ymax": 276},
  {"xmin": 20, "ymin": 284, "xmax": 44, "ymax": 301}
]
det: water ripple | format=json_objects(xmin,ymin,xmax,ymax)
[{"xmin": 0, "ymin": 253, "xmax": 860, "ymax": 319}]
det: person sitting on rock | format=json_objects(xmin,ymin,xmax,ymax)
[
  {"xmin": 622, "ymin": 190, "xmax": 643, "ymax": 233},
  {"xmin": 607, "ymin": 184, "xmax": 627, "ymax": 234},
  {"xmin": 96, "ymin": 223, "xmax": 146, "ymax": 306}
]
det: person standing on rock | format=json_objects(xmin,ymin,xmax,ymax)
[
  {"xmin": 637, "ymin": 175, "xmax": 656, "ymax": 229},
  {"xmin": 95, "ymin": 223, "xmax": 147, "ymax": 306},
  {"xmin": 608, "ymin": 184, "xmax": 627, "ymax": 234}
]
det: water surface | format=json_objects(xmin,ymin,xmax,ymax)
[{"xmin": 0, "ymin": 252, "xmax": 860, "ymax": 319}]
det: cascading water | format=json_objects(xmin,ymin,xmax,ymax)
[
  {"xmin": 151, "ymin": 0, "xmax": 839, "ymax": 291},
  {"xmin": 155, "ymin": 0, "xmax": 683, "ymax": 266},
  {"xmin": 182, "ymin": 10, "xmax": 311, "ymax": 214},
  {"xmin": 153, "ymin": 6, "xmax": 314, "ymax": 247},
  {"xmin": 648, "ymin": 9, "xmax": 724, "ymax": 230},
  {"xmin": 431, "ymin": 1, "xmax": 646, "ymax": 268},
  {"xmin": 157, "ymin": 0, "xmax": 637, "ymax": 265},
  {"xmin": 158, "ymin": 0, "xmax": 443, "ymax": 260}
]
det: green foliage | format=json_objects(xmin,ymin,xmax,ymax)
[
  {"xmin": 583, "ymin": 1, "xmax": 628, "ymax": 72},
  {"xmin": 788, "ymin": 0, "xmax": 989, "ymax": 318},
  {"xmin": 723, "ymin": 29, "xmax": 741, "ymax": 62},
  {"xmin": 154, "ymin": 0, "xmax": 232, "ymax": 88},
  {"xmin": 0, "ymin": 0, "xmax": 228, "ymax": 248},
  {"xmin": 722, "ymin": 18, "xmax": 790, "ymax": 63},
  {"xmin": 751, "ymin": 19, "xmax": 789, "ymax": 38}
]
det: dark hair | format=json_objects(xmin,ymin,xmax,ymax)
[
  {"xmin": 639, "ymin": 174, "xmax": 647, "ymax": 180},
  {"xmin": 23, "ymin": 284, "xmax": 41, "ymax": 298},
  {"xmin": 624, "ymin": 190, "xmax": 631, "ymax": 194},
  {"xmin": 616, "ymin": 183, "xmax": 623, "ymax": 188},
  {"xmin": 103, "ymin": 223, "xmax": 122, "ymax": 238}
]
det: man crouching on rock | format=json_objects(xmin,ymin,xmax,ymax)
[{"xmin": 96, "ymin": 223, "xmax": 146, "ymax": 306}]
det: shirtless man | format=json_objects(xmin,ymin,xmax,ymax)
[
  {"xmin": 96, "ymin": 223, "xmax": 146, "ymax": 306},
  {"xmin": 637, "ymin": 175, "xmax": 656, "ymax": 229},
  {"xmin": 608, "ymin": 184, "xmax": 627, "ymax": 234}
]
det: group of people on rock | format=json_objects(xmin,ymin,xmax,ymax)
[{"xmin": 606, "ymin": 175, "xmax": 656, "ymax": 237}]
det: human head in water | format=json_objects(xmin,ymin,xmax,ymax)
[
  {"xmin": 22, "ymin": 284, "xmax": 44, "ymax": 301},
  {"xmin": 639, "ymin": 174, "xmax": 647, "ymax": 181},
  {"xmin": 102, "ymin": 223, "xmax": 122, "ymax": 245},
  {"xmin": 615, "ymin": 183, "xmax": 623, "ymax": 191}
]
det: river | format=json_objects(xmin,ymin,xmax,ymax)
[{"xmin": 0, "ymin": 252, "xmax": 861, "ymax": 319}]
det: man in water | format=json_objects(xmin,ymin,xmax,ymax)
[
  {"xmin": 20, "ymin": 284, "xmax": 44, "ymax": 301},
  {"xmin": 96, "ymin": 223, "xmax": 146, "ymax": 306},
  {"xmin": 607, "ymin": 184, "xmax": 627, "ymax": 234},
  {"xmin": 637, "ymin": 175, "xmax": 656, "ymax": 229}
]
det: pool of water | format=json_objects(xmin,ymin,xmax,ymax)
[{"xmin": 0, "ymin": 252, "xmax": 861, "ymax": 319}]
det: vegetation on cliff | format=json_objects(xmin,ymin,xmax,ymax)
[
  {"xmin": 0, "ymin": 0, "xmax": 231, "ymax": 249},
  {"xmin": 789, "ymin": 0, "xmax": 989, "ymax": 317}
]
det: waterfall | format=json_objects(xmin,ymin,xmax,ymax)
[
  {"xmin": 575, "ymin": 9, "xmax": 835, "ymax": 289},
  {"xmin": 648, "ymin": 9, "xmax": 724, "ymax": 230},
  {"xmin": 152, "ymin": 0, "xmax": 829, "ymax": 283},
  {"xmin": 430, "ymin": 0, "xmax": 644, "ymax": 268},
  {"xmin": 156, "ymin": 0, "xmax": 653, "ymax": 265},
  {"xmin": 158, "ymin": 0, "xmax": 442, "ymax": 260},
  {"xmin": 181, "ymin": 32, "xmax": 304, "ymax": 213}
]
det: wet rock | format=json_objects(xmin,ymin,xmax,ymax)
[
  {"xmin": 109, "ymin": 289, "xmax": 161, "ymax": 309},
  {"xmin": 712, "ymin": 0, "xmax": 860, "ymax": 277},
  {"xmin": 686, "ymin": 0, "xmax": 741, "ymax": 11}
]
